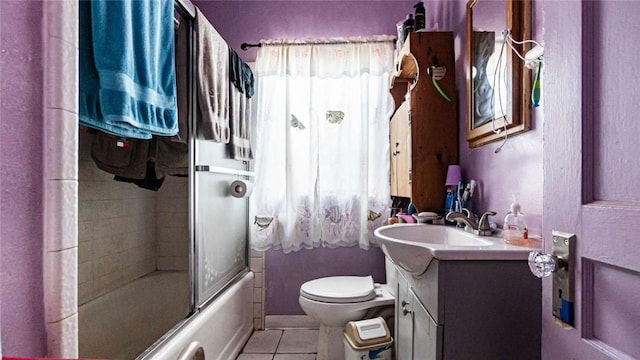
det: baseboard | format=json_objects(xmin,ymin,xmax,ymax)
[{"xmin": 265, "ymin": 315, "xmax": 320, "ymax": 329}]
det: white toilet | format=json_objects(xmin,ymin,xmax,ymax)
[{"xmin": 298, "ymin": 258, "xmax": 396, "ymax": 360}]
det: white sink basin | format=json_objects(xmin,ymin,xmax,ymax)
[{"xmin": 374, "ymin": 224, "xmax": 541, "ymax": 275}]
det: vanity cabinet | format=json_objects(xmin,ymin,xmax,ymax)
[
  {"xmin": 396, "ymin": 269, "xmax": 442, "ymax": 360},
  {"xmin": 389, "ymin": 32, "xmax": 458, "ymax": 213},
  {"xmin": 393, "ymin": 259, "xmax": 541, "ymax": 359}
]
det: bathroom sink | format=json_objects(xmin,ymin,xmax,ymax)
[{"xmin": 374, "ymin": 224, "xmax": 541, "ymax": 275}]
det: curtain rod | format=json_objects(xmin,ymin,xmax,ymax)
[{"xmin": 240, "ymin": 38, "xmax": 396, "ymax": 51}]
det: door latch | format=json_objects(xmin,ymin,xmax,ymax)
[{"xmin": 528, "ymin": 231, "xmax": 575, "ymax": 326}]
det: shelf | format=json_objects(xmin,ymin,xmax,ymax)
[{"xmin": 389, "ymin": 41, "xmax": 419, "ymax": 91}]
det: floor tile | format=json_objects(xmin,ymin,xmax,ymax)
[
  {"xmin": 242, "ymin": 329, "xmax": 283, "ymax": 354},
  {"xmin": 273, "ymin": 354, "xmax": 316, "ymax": 360},
  {"xmin": 276, "ymin": 329, "xmax": 319, "ymax": 354},
  {"xmin": 236, "ymin": 354, "xmax": 274, "ymax": 360}
]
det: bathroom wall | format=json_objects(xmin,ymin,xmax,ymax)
[
  {"xmin": 455, "ymin": 1, "xmax": 544, "ymax": 236},
  {"xmin": 0, "ymin": 0, "xmax": 47, "ymax": 356},
  {"xmin": 200, "ymin": 0, "xmax": 545, "ymax": 316},
  {"xmin": 77, "ymin": 129, "xmax": 190, "ymax": 306},
  {"xmin": 156, "ymin": 177, "xmax": 190, "ymax": 271},
  {"xmin": 0, "ymin": 0, "xmax": 555, "ymax": 354},
  {"xmin": 196, "ymin": 0, "xmax": 417, "ymax": 317}
]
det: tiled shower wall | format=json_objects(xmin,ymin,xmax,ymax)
[
  {"xmin": 156, "ymin": 176, "xmax": 189, "ymax": 271},
  {"xmin": 77, "ymin": 129, "xmax": 189, "ymax": 306}
]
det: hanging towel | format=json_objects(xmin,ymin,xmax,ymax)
[
  {"xmin": 229, "ymin": 85, "xmax": 253, "ymax": 161},
  {"xmin": 229, "ymin": 49, "xmax": 255, "ymax": 98},
  {"xmin": 79, "ymin": 0, "xmax": 178, "ymax": 139},
  {"xmin": 196, "ymin": 8, "xmax": 230, "ymax": 143}
]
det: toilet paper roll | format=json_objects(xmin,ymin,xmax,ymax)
[{"xmin": 230, "ymin": 180, "xmax": 254, "ymax": 198}]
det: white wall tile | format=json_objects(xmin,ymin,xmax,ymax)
[
  {"xmin": 254, "ymin": 272, "xmax": 263, "ymax": 288},
  {"xmin": 43, "ymin": 1, "xmax": 79, "ymax": 356},
  {"xmin": 46, "ymin": 313, "xmax": 78, "ymax": 358},
  {"xmin": 45, "ymin": 109, "xmax": 78, "ymax": 181},
  {"xmin": 46, "ymin": 0, "xmax": 78, "ymax": 47},
  {"xmin": 44, "ymin": 248, "xmax": 78, "ymax": 323},
  {"xmin": 45, "ymin": 35, "xmax": 78, "ymax": 113},
  {"xmin": 249, "ymin": 257, "xmax": 263, "ymax": 273},
  {"xmin": 45, "ymin": 180, "xmax": 78, "ymax": 252}
]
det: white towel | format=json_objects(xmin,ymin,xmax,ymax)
[
  {"xmin": 196, "ymin": 9, "xmax": 230, "ymax": 143},
  {"xmin": 229, "ymin": 85, "xmax": 253, "ymax": 160}
]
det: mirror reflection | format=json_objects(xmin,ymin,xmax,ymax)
[
  {"xmin": 471, "ymin": 0, "xmax": 506, "ymax": 129},
  {"xmin": 466, "ymin": 0, "xmax": 532, "ymax": 148}
]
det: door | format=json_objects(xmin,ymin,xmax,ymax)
[
  {"xmin": 395, "ymin": 270, "xmax": 413, "ymax": 360},
  {"xmin": 543, "ymin": 1, "xmax": 640, "ymax": 358},
  {"xmin": 390, "ymin": 101, "xmax": 411, "ymax": 198}
]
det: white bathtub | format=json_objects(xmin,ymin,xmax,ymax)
[
  {"xmin": 78, "ymin": 270, "xmax": 254, "ymax": 360},
  {"xmin": 139, "ymin": 271, "xmax": 254, "ymax": 360}
]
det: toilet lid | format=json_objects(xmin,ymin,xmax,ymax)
[{"xmin": 300, "ymin": 276, "xmax": 377, "ymax": 303}]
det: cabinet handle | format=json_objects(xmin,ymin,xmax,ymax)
[{"xmin": 401, "ymin": 300, "xmax": 412, "ymax": 316}]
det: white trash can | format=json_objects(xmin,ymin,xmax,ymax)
[{"xmin": 343, "ymin": 317, "xmax": 393, "ymax": 360}]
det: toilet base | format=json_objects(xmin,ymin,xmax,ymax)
[{"xmin": 317, "ymin": 324, "xmax": 345, "ymax": 360}]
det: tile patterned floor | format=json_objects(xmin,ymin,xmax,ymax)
[{"xmin": 236, "ymin": 329, "xmax": 318, "ymax": 360}]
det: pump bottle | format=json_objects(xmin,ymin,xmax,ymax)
[
  {"xmin": 503, "ymin": 195, "xmax": 528, "ymax": 246},
  {"xmin": 413, "ymin": 2, "xmax": 425, "ymax": 31}
]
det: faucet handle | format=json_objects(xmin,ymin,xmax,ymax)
[{"xmin": 478, "ymin": 211, "xmax": 497, "ymax": 231}]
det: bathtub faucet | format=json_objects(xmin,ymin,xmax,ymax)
[{"xmin": 446, "ymin": 209, "xmax": 496, "ymax": 236}]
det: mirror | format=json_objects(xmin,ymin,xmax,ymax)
[{"xmin": 466, "ymin": 0, "xmax": 532, "ymax": 147}]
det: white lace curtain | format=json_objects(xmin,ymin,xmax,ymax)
[{"xmin": 249, "ymin": 35, "xmax": 395, "ymax": 253}]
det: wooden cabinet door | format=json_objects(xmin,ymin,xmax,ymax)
[
  {"xmin": 390, "ymin": 101, "xmax": 411, "ymax": 198},
  {"xmin": 389, "ymin": 109, "xmax": 399, "ymax": 196}
]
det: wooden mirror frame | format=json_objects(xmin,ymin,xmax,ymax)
[{"xmin": 466, "ymin": 0, "xmax": 532, "ymax": 148}]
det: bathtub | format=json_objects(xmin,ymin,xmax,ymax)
[
  {"xmin": 78, "ymin": 270, "xmax": 254, "ymax": 360},
  {"xmin": 139, "ymin": 271, "xmax": 254, "ymax": 360}
]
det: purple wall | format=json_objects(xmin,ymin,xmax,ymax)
[
  {"xmin": 0, "ymin": 0, "xmax": 548, "ymax": 350},
  {"xmin": 199, "ymin": 0, "xmax": 544, "ymax": 315},
  {"xmin": 265, "ymin": 247, "xmax": 387, "ymax": 315},
  {"xmin": 196, "ymin": 0, "xmax": 419, "ymax": 315},
  {"xmin": 458, "ymin": 1, "xmax": 544, "ymax": 237},
  {"xmin": 0, "ymin": 0, "xmax": 47, "ymax": 356},
  {"xmin": 196, "ymin": 0, "xmax": 416, "ymax": 63}
]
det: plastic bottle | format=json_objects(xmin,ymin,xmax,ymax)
[
  {"xmin": 413, "ymin": 2, "xmax": 425, "ymax": 31},
  {"xmin": 402, "ymin": 14, "xmax": 414, "ymax": 42},
  {"xmin": 503, "ymin": 195, "xmax": 528, "ymax": 246}
]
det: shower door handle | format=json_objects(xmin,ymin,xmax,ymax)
[{"xmin": 176, "ymin": 341, "xmax": 205, "ymax": 360}]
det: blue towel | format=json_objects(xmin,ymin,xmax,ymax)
[{"xmin": 79, "ymin": 0, "xmax": 178, "ymax": 139}]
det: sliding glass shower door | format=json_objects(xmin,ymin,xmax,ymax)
[{"xmin": 192, "ymin": 138, "xmax": 250, "ymax": 308}]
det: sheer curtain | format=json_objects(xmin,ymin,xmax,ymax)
[{"xmin": 249, "ymin": 36, "xmax": 395, "ymax": 253}]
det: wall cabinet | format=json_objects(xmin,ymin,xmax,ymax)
[
  {"xmin": 389, "ymin": 32, "xmax": 458, "ymax": 213},
  {"xmin": 393, "ymin": 259, "xmax": 541, "ymax": 359}
]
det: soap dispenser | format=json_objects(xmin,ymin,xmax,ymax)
[
  {"xmin": 413, "ymin": 2, "xmax": 425, "ymax": 31},
  {"xmin": 503, "ymin": 195, "xmax": 528, "ymax": 246}
]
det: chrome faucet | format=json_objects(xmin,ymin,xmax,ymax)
[{"xmin": 445, "ymin": 209, "xmax": 497, "ymax": 236}]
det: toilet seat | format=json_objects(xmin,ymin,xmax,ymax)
[{"xmin": 300, "ymin": 276, "xmax": 377, "ymax": 303}]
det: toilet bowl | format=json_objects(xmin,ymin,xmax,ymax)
[{"xmin": 298, "ymin": 275, "xmax": 395, "ymax": 360}]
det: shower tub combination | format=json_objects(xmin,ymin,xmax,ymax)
[
  {"xmin": 79, "ymin": 271, "xmax": 254, "ymax": 360},
  {"xmin": 77, "ymin": 0, "xmax": 257, "ymax": 358}
]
